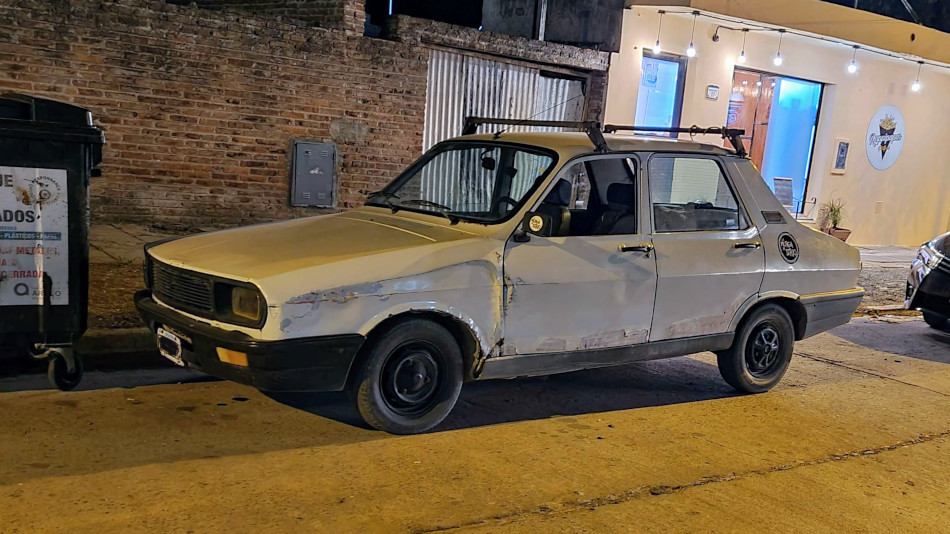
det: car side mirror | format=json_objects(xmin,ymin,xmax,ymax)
[{"xmin": 520, "ymin": 211, "xmax": 554, "ymax": 238}]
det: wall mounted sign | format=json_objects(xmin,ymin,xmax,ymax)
[
  {"xmin": 866, "ymin": 105, "xmax": 905, "ymax": 171},
  {"xmin": 705, "ymin": 85, "xmax": 720, "ymax": 101},
  {"xmin": 831, "ymin": 138, "xmax": 850, "ymax": 175}
]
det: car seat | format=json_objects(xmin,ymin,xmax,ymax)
[
  {"xmin": 536, "ymin": 179, "xmax": 572, "ymax": 236},
  {"xmin": 593, "ymin": 183, "xmax": 636, "ymax": 234}
]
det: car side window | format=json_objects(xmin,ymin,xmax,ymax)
[
  {"xmin": 540, "ymin": 157, "xmax": 638, "ymax": 237},
  {"xmin": 649, "ymin": 156, "xmax": 747, "ymax": 233}
]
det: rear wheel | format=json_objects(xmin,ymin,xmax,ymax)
[
  {"xmin": 923, "ymin": 310, "xmax": 949, "ymax": 330},
  {"xmin": 349, "ymin": 318, "xmax": 463, "ymax": 434},
  {"xmin": 717, "ymin": 304, "xmax": 794, "ymax": 393}
]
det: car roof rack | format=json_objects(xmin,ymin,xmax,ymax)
[
  {"xmin": 460, "ymin": 117, "xmax": 747, "ymax": 158},
  {"xmin": 462, "ymin": 117, "xmax": 609, "ymax": 153},
  {"xmin": 604, "ymin": 125, "xmax": 748, "ymax": 158}
]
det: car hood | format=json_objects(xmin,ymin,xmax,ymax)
[{"xmin": 147, "ymin": 209, "xmax": 481, "ymax": 282}]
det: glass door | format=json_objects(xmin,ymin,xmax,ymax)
[
  {"xmin": 635, "ymin": 52, "xmax": 687, "ymax": 136},
  {"xmin": 726, "ymin": 69, "xmax": 822, "ymax": 214}
]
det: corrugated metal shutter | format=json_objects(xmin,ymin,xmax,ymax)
[
  {"xmin": 424, "ymin": 50, "xmax": 586, "ymax": 149},
  {"xmin": 421, "ymin": 50, "xmax": 586, "ymax": 204}
]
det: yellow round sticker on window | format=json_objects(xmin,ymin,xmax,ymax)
[{"xmin": 528, "ymin": 215, "xmax": 544, "ymax": 233}]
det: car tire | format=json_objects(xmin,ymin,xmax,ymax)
[
  {"xmin": 717, "ymin": 304, "xmax": 794, "ymax": 394},
  {"xmin": 923, "ymin": 310, "xmax": 949, "ymax": 330},
  {"xmin": 349, "ymin": 318, "xmax": 463, "ymax": 434}
]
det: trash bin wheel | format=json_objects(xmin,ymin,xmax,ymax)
[{"xmin": 47, "ymin": 351, "xmax": 83, "ymax": 391}]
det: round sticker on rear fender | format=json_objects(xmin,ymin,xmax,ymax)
[{"xmin": 778, "ymin": 233, "xmax": 799, "ymax": 264}]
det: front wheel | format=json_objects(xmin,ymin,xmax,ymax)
[
  {"xmin": 717, "ymin": 304, "xmax": 794, "ymax": 393},
  {"xmin": 349, "ymin": 318, "xmax": 463, "ymax": 434},
  {"xmin": 923, "ymin": 310, "xmax": 949, "ymax": 330}
]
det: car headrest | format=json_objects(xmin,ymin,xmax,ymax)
[
  {"xmin": 542, "ymin": 179, "xmax": 572, "ymax": 207},
  {"xmin": 606, "ymin": 183, "xmax": 635, "ymax": 210}
]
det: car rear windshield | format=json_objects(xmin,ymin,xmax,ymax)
[{"xmin": 367, "ymin": 142, "xmax": 557, "ymax": 224}]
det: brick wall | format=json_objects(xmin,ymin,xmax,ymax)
[
  {"xmin": 0, "ymin": 0, "xmax": 427, "ymax": 227},
  {"xmin": 166, "ymin": 0, "xmax": 346, "ymax": 29},
  {"xmin": 0, "ymin": 0, "xmax": 610, "ymax": 228}
]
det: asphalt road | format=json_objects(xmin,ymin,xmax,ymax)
[{"xmin": 2, "ymin": 316, "xmax": 949, "ymax": 532}]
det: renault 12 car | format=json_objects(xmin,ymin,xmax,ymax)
[
  {"xmin": 906, "ymin": 231, "xmax": 950, "ymax": 330},
  {"xmin": 135, "ymin": 120, "xmax": 864, "ymax": 434}
]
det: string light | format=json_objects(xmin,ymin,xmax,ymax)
[
  {"xmin": 655, "ymin": 9, "xmax": 945, "ymax": 87},
  {"xmin": 737, "ymin": 29, "xmax": 748, "ymax": 64},
  {"xmin": 847, "ymin": 45, "xmax": 859, "ymax": 74},
  {"xmin": 773, "ymin": 30, "xmax": 785, "ymax": 67},
  {"xmin": 686, "ymin": 11, "xmax": 698, "ymax": 57},
  {"xmin": 653, "ymin": 10, "xmax": 664, "ymax": 54}
]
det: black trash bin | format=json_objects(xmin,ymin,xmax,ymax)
[{"xmin": 0, "ymin": 93, "xmax": 104, "ymax": 390}]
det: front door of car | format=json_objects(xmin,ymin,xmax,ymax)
[
  {"xmin": 501, "ymin": 155, "xmax": 657, "ymax": 356},
  {"xmin": 646, "ymin": 154, "xmax": 766, "ymax": 341}
]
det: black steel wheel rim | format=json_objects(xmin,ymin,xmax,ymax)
[
  {"xmin": 745, "ymin": 321, "xmax": 783, "ymax": 378},
  {"xmin": 380, "ymin": 340, "xmax": 443, "ymax": 417}
]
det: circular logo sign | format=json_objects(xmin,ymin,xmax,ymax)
[
  {"xmin": 29, "ymin": 175, "xmax": 62, "ymax": 207},
  {"xmin": 866, "ymin": 105, "xmax": 905, "ymax": 170},
  {"xmin": 528, "ymin": 215, "xmax": 544, "ymax": 233},
  {"xmin": 778, "ymin": 233, "xmax": 799, "ymax": 264}
]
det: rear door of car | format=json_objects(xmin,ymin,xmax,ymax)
[{"xmin": 646, "ymin": 153, "xmax": 766, "ymax": 341}]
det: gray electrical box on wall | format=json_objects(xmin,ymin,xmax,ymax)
[{"xmin": 291, "ymin": 140, "xmax": 336, "ymax": 207}]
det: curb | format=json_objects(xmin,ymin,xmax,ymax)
[{"xmin": 74, "ymin": 327, "xmax": 168, "ymax": 369}]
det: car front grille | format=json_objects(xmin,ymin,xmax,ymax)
[{"xmin": 150, "ymin": 260, "xmax": 215, "ymax": 317}]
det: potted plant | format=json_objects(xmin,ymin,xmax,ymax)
[{"xmin": 818, "ymin": 198, "xmax": 852, "ymax": 241}]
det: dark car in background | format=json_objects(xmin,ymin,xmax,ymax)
[{"xmin": 906, "ymin": 232, "xmax": 950, "ymax": 329}]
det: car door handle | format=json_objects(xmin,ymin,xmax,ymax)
[
  {"xmin": 734, "ymin": 241, "xmax": 762, "ymax": 249},
  {"xmin": 619, "ymin": 243, "xmax": 654, "ymax": 255}
]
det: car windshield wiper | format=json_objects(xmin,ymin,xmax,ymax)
[
  {"xmin": 396, "ymin": 198, "xmax": 460, "ymax": 224},
  {"xmin": 367, "ymin": 190, "xmax": 401, "ymax": 212}
]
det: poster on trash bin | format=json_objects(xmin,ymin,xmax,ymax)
[{"xmin": 0, "ymin": 166, "xmax": 69, "ymax": 306}]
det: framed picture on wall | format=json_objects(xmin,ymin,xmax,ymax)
[{"xmin": 832, "ymin": 138, "xmax": 850, "ymax": 175}]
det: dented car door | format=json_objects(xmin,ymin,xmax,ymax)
[
  {"xmin": 646, "ymin": 154, "xmax": 766, "ymax": 341},
  {"xmin": 501, "ymin": 155, "xmax": 657, "ymax": 355}
]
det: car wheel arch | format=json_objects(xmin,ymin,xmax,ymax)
[
  {"xmin": 350, "ymin": 310, "xmax": 484, "ymax": 385},
  {"xmin": 731, "ymin": 293, "xmax": 807, "ymax": 341}
]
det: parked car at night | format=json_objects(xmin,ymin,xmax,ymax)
[
  {"xmin": 135, "ymin": 120, "xmax": 864, "ymax": 434},
  {"xmin": 906, "ymin": 232, "xmax": 950, "ymax": 329}
]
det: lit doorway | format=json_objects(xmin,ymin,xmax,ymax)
[
  {"xmin": 726, "ymin": 69, "xmax": 822, "ymax": 213},
  {"xmin": 635, "ymin": 52, "xmax": 687, "ymax": 135}
]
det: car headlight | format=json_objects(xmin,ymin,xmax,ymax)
[
  {"xmin": 231, "ymin": 287, "xmax": 262, "ymax": 321},
  {"xmin": 922, "ymin": 243, "xmax": 944, "ymax": 269},
  {"xmin": 214, "ymin": 284, "xmax": 265, "ymax": 326},
  {"xmin": 927, "ymin": 252, "xmax": 943, "ymax": 269}
]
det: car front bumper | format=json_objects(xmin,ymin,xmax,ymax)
[
  {"xmin": 905, "ymin": 247, "xmax": 950, "ymax": 316},
  {"xmin": 134, "ymin": 290, "xmax": 365, "ymax": 392}
]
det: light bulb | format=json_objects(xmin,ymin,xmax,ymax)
[
  {"xmin": 686, "ymin": 44, "xmax": 696, "ymax": 57},
  {"xmin": 911, "ymin": 80, "xmax": 921, "ymax": 92},
  {"xmin": 847, "ymin": 61, "xmax": 858, "ymax": 74},
  {"xmin": 737, "ymin": 51, "xmax": 746, "ymax": 64},
  {"xmin": 773, "ymin": 53, "xmax": 784, "ymax": 67},
  {"xmin": 652, "ymin": 40, "xmax": 661, "ymax": 54}
]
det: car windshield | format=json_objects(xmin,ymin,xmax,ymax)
[{"xmin": 367, "ymin": 143, "xmax": 556, "ymax": 224}]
